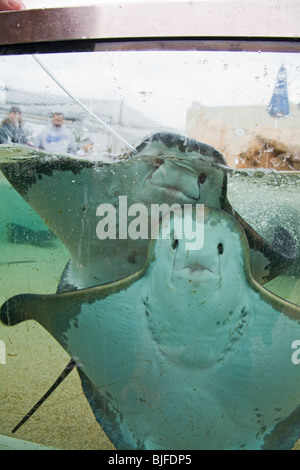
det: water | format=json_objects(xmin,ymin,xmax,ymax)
[
  {"xmin": 1, "ymin": 45, "xmax": 300, "ymax": 449},
  {"xmin": 0, "ymin": 167, "xmax": 299, "ymax": 450},
  {"xmin": 228, "ymin": 170, "xmax": 300, "ymax": 306},
  {"xmin": 0, "ymin": 173, "xmax": 115, "ymax": 449}
]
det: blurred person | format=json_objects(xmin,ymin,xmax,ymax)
[
  {"xmin": 35, "ymin": 112, "xmax": 78, "ymax": 154},
  {"xmin": 76, "ymin": 137, "xmax": 94, "ymax": 156},
  {"xmin": 0, "ymin": 106, "xmax": 30, "ymax": 144}
]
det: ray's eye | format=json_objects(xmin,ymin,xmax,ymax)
[
  {"xmin": 218, "ymin": 243, "xmax": 224, "ymax": 255},
  {"xmin": 198, "ymin": 173, "xmax": 207, "ymax": 185},
  {"xmin": 172, "ymin": 239, "xmax": 179, "ymax": 250}
]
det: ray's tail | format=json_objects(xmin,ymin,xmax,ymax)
[
  {"xmin": 0, "ymin": 294, "xmax": 80, "ymax": 434},
  {"xmin": 12, "ymin": 358, "xmax": 78, "ymax": 434}
]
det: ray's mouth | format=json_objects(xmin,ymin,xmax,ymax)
[
  {"xmin": 145, "ymin": 160, "xmax": 201, "ymax": 201},
  {"xmin": 158, "ymin": 185, "xmax": 200, "ymax": 201},
  {"xmin": 174, "ymin": 264, "xmax": 216, "ymax": 275}
]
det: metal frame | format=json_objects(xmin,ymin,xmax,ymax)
[{"xmin": 0, "ymin": 1, "xmax": 299, "ymax": 53}]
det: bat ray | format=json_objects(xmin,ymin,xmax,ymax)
[
  {"xmin": 6, "ymin": 223, "xmax": 57, "ymax": 248},
  {"xmin": 0, "ymin": 132, "xmax": 296, "ymax": 291},
  {"xmin": 1, "ymin": 206, "xmax": 300, "ymax": 450}
]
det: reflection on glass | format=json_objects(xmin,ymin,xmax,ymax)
[{"xmin": 0, "ymin": 50, "xmax": 299, "ymax": 450}]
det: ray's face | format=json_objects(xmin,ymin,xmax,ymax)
[
  {"xmin": 160, "ymin": 208, "xmax": 244, "ymax": 293},
  {"xmin": 147, "ymin": 208, "xmax": 249, "ymax": 366},
  {"xmin": 145, "ymin": 157, "xmax": 227, "ymax": 207},
  {"xmin": 171, "ymin": 229, "xmax": 223, "ymax": 291}
]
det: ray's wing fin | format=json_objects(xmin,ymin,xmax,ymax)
[
  {"xmin": 224, "ymin": 199, "xmax": 298, "ymax": 284},
  {"xmin": 262, "ymin": 405, "xmax": 300, "ymax": 450}
]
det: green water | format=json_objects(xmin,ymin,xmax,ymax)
[
  {"xmin": 1, "ymin": 170, "xmax": 299, "ymax": 302},
  {"xmin": 0, "ymin": 174, "xmax": 46, "ymax": 238},
  {"xmin": 228, "ymin": 170, "xmax": 300, "ymax": 306},
  {"xmin": 0, "ymin": 173, "xmax": 114, "ymax": 450},
  {"xmin": 0, "ymin": 170, "xmax": 299, "ymax": 450},
  {"xmin": 0, "ymin": 168, "xmax": 299, "ymax": 314},
  {"xmin": 0, "ymin": 173, "xmax": 70, "ymax": 297}
]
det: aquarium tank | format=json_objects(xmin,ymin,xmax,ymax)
[{"xmin": 0, "ymin": 1, "xmax": 299, "ymax": 451}]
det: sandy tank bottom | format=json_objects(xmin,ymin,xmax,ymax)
[{"xmin": 0, "ymin": 239, "xmax": 299, "ymax": 451}]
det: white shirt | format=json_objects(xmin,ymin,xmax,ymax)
[{"xmin": 35, "ymin": 125, "xmax": 78, "ymax": 154}]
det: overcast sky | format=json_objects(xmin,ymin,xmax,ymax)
[
  {"xmin": 1, "ymin": 49, "xmax": 299, "ymax": 131},
  {"xmin": 1, "ymin": 1, "xmax": 300, "ymax": 130},
  {"xmin": 0, "ymin": 0, "xmax": 295, "ymax": 130}
]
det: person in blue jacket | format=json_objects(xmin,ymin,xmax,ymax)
[{"xmin": 0, "ymin": 106, "xmax": 29, "ymax": 144}]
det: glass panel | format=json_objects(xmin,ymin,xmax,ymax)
[{"xmin": 0, "ymin": 48, "xmax": 299, "ymax": 450}]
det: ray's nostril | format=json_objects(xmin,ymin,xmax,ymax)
[
  {"xmin": 154, "ymin": 158, "xmax": 164, "ymax": 168},
  {"xmin": 172, "ymin": 239, "xmax": 179, "ymax": 250},
  {"xmin": 218, "ymin": 243, "xmax": 224, "ymax": 255},
  {"xmin": 198, "ymin": 173, "xmax": 207, "ymax": 185}
]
